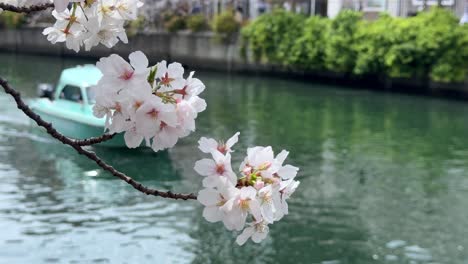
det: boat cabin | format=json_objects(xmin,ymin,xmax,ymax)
[{"xmin": 52, "ymin": 65, "xmax": 102, "ymax": 105}]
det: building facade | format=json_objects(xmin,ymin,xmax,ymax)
[{"xmin": 326, "ymin": 0, "xmax": 468, "ymax": 18}]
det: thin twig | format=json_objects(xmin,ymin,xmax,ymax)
[
  {"xmin": 0, "ymin": 3, "xmax": 54, "ymax": 13},
  {"xmin": 0, "ymin": 77, "xmax": 197, "ymax": 200},
  {"xmin": 74, "ymin": 133, "xmax": 116, "ymax": 146}
]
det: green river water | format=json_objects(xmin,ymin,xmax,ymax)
[{"xmin": 1, "ymin": 53, "xmax": 468, "ymax": 264}]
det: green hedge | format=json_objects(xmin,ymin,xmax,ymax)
[
  {"xmin": 0, "ymin": 11, "xmax": 26, "ymax": 29},
  {"xmin": 212, "ymin": 10, "xmax": 240, "ymax": 42},
  {"xmin": 241, "ymin": 8, "xmax": 468, "ymax": 83}
]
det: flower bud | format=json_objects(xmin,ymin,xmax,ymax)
[{"xmin": 254, "ymin": 180, "xmax": 265, "ymax": 190}]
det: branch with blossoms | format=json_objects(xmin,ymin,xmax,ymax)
[
  {"xmin": 0, "ymin": 76, "xmax": 197, "ymax": 200},
  {"xmin": 1, "ymin": 0, "xmax": 301, "ymax": 246},
  {"xmin": 194, "ymin": 133, "xmax": 300, "ymax": 245}
]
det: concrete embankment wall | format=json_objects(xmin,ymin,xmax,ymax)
[
  {"xmin": 0, "ymin": 27, "xmax": 244, "ymax": 71},
  {"xmin": 1, "ymin": 27, "xmax": 468, "ymax": 99}
]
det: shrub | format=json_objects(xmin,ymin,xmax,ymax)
[
  {"xmin": 353, "ymin": 14, "xmax": 396, "ymax": 75},
  {"xmin": 212, "ymin": 10, "xmax": 240, "ymax": 42},
  {"xmin": 0, "ymin": 11, "xmax": 26, "ymax": 29},
  {"xmin": 323, "ymin": 10, "xmax": 362, "ymax": 73},
  {"xmin": 165, "ymin": 15, "xmax": 186, "ymax": 32},
  {"xmin": 240, "ymin": 9, "xmax": 305, "ymax": 63},
  {"xmin": 289, "ymin": 16, "xmax": 330, "ymax": 70},
  {"xmin": 187, "ymin": 14, "xmax": 207, "ymax": 32},
  {"xmin": 430, "ymin": 26, "xmax": 468, "ymax": 82},
  {"xmin": 241, "ymin": 8, "xmax": 468, "ymax": 83}
]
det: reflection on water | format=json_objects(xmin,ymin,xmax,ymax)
[{"xmin": 1, "ymin": 53, "xmax": 468, "ymax": 263}]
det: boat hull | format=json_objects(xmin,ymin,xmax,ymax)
[{"xmin": 30, "ymin": 100, "xmax": 126, "ymax": 147}]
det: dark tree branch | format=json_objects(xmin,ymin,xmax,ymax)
[
  {"xmin": 73, "ymin": 133, "xmax": 115, "ymax": 146},
  {"xmin": 0, "ymin": 2, "xmax": 54, "ymax": 13},
  {"xmin": 0, "ymin": 77, "xmax": 197, "ymax": 200}
]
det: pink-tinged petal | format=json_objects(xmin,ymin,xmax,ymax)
[
  {"xmin": 152, "ymin": 127, "xmax": 179, "ymax": 151},
  {"xmin": 54, "ymin": 0, "xmax": 69, "ymax": 13},
  {"xmin": 188, "ymin": 97, "xmax": 206, "ymax": 113},
  {"xmin": 222, "ymin": 217, "xmax": 237, "ymax": 231},
  {"xmin": 226, "ymin": 132, "xmax": 240, "ymax": 149},
  {"xmin": 227, "ymin": 208, "xmax": 247, "ymax": 231},
  {"xmin": 124, "ymin": 128, "xmax": 143, "ymax": 148},
  {"xmin": 194, "ymin": 159, "xmax": 216, "ymax": 176},
  {"xmin": 155, "ymin": 60, "xmax": 167, "ymax": 79},
  {"xmin": 198, "ymin": 137, "xmax": 218, "ymax": 153},
  {"xmin": 129, "ymin": 51, "xmax": 148, "ymax": 74},
  {"xmin": 278, "ymin": 165, "xmax": 299, "ymax": 179},
  {"xmin": 249, "ymin": 199, "xmax": 262, "ymax": 222},
  {"xmin": 202, "ymin": 206, "xmax": 223, "ymax": 223},
  {"xmin": 220, "ymin": 198, "xmax": 235, "ymax": 213},
  {"xmin": 159, "ymin": 113, "xmax": 178, "ymax": 128},
  {"xmin": 170, "ymin": 78, "xmax": 186, "ymax": 90},
  {"xmin": 220, "ymin": 184, "xmax": 240, "ymax": 200},
  {"xmin": 210, "ymin": 150, "xmax": 227, "ymax": 164},
  {"xmin": 202, "ymin": 176, "xmax": 219, "ymax": 188},
  {"xmin": 240, "ymin": 186, "xmax": 257, "ymax": 200},
  {"xmin": 168, "ymin": 62, "xmax": 184, "ymax": 78},
  {"xmin": 260, "ymin": 203, "xmax": 274, "ymax": 224},
  {"xmin": 275, "ymin": 150, "xmax": 289, "ymax": 165},
  {"xmin": 251, "ymin": 225, "xmax": 269, "ymax": 243},
  {"xmin": 197, "ymin": 189, "xmax": 219, "ymax": 206},
  {"xmin": 236, "ymin": 226, "xmax": 255, "ymax": 246}
]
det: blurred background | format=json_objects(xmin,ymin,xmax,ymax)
[{"xmin": 1, "ymin": 1, "xmax": 468, "ymax": 264}]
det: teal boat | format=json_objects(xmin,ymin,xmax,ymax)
[{"xmin": 30, "ymin": 65, "xmax": 125, "ymax": 147}]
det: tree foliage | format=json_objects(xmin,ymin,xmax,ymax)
[{"xmin": 241, "ymin": 8, "xmax": 468, "ymax": 83}]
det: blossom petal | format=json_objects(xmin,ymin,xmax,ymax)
[
  {"xmin": 236, "ymin": 226, "xmax": 255, "ymax": 246},
  {"xmin": 275, "ymin": 150, "xmax": 289, "ymax": 165},
  {"xmin": 251, "ymin": 225, "xmax": 269, "ymax": 243},
  {"xmin": 198, "ymin": 137, "xmax": 218, "ymax": 153},
  {"xmin": 240, "ymin": 186, "xmax": 257, "ymax": 200},
  {"xmin": 194, "ymin": 159, "xmax": 216, "ymax": 176},
  {"xmin": 198, "ymin": 188, "xmax": 219, "ymax": 206},
  {"xmin": 202, "ymin": 176, "xmax": 219, "ymax": 188},
  {"xmin": 226, "ymin": 132, "xmax": 240, "ymax": 149},
  {"xmin": 129, "ymin": 50, "xmax": 149, "ymax": 74},
  {"xmin": 202, "ymin": 206, "xmax": 223, "ymax": 223},
  {"xmin": 249, "ymin": 199, "xmax": 262, "ymax": 222},
  {"xmin": 278, "ymin": 165, "xmax": 299, "ymax": 179},
  {"xmin": 124, "ymin": 128, "xmax": 143, "ymax": 148},
  {"xmin": 54, "ymin": 0, "xmax": 70, "ymax": 13}
]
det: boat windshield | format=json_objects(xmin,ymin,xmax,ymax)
[{"xmin": 86, "ymin": 86, "xmax": 96, "ymax": 104}]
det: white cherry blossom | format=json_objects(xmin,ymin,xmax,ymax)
[
  {"xmin": 257, "ymin": 185, "xmax": 282, "ymax": 223},
  {"xmin": 83, "ymin": 16, "xmax": 128, "ymax": 51},
  {"xmin": 194, "ymin": 151, "xmax": 237, "ymax": 187},
  {"xmin": 198, "ymin": 132, "xmax": 240, "ymax": 155},
  {"xmin": 134, "ymin": 97, "xmax": 177, "ymax": 138},
  {"xmin": 222, "ymin": 186, "xmax": 262, "ymax": 231},
  {"xmin": 195, "ymin": 132, "xmax": 300, "ymax": 245},
  {"xmin": 91, "ymin": 52, "xmax": 206, "ymax": 151},
  {"xmin": 41, "ymin": 0, "xmax": 144, "ymax": 51},
  {"xmin": 197, "ymin": 178, "xmax": 239, "ymax": 227},
  {"xmin": 155, "ymin": 61, "xmax": 186, "ymax": 92}
]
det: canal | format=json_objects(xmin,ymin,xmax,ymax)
[{"xmin": 1, "ymin": 53, "xmax": 468, "ymax": 263}]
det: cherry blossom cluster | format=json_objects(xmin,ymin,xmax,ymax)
[
  {"xmin": 92, "ymin": 51, "xmax": 206, "ymax": 151},
  {"xmin": 42, "ymin": 0, "xmax": 143, "ymax": 52},
  {"xmin": 194, "ymin": 132, "xmax": 300, "ymax": 245}
]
